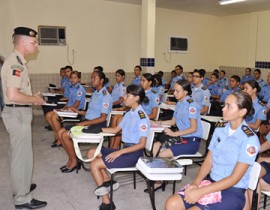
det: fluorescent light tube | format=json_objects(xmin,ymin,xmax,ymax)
[{"xmin": 219, "ymin": 0, "xmax": 247, "ymax": 5}]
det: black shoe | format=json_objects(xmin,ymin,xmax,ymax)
[
  {"xmin": 61, "ymin": 162, "xmax": 81, "ymax": 173},
  {"xmin": 94, "ymin": 180, "xmax": 119, "ymax": 196},
  {"xmin": 15, "ymin": 199, "xmax": 47, "ymax": 209},
  {"xmin": 44, "ymin": 125, "xmax": 51, "ymax": 129},
  {"xmin": 99, "ymin": 202, "xmax": 116, "ymax": 210},
  {"xmin": 144, "ymin": 182, "xmax": 167, "ymax": 193},
  {"xmin": 59, "ymin": 165, "xmax": 67, "ymax": 170},
  {"xmin": 51, "ymin": 141, "xmax": 62, "ymax": 148},
  {"xmin": 30, "ymin": 184, "xmax": 37, "ymax": 192}
]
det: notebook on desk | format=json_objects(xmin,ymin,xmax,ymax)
[{"xmin": 137, "ymin": 157, "xmax": 183, "ymax": 174}]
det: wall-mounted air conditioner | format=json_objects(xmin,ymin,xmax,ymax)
[{"xmin": 38, "ymin": 25, "xmax": 66, "ymax": 46}]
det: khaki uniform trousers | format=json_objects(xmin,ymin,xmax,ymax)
[{"xmin": 2, "ymin": 106, "xmax": 33, "ymax": 205}]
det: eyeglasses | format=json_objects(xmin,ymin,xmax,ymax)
[{"xmin": 192, "ymin": 75, "xmax": 201, "ymax": 78}]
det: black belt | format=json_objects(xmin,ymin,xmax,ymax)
[{"xmin": 6, "ymin": 104, "xmax": 32, "ymax": 108}]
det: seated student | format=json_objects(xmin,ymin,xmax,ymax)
[
  {"xmin": 243, "ymin": 80, "xmax": 266, "ymax": 131},
  {"xmin": 111, "ymin": 69, "xmax": 126, "ymax": 108},
  {"xmin": 152, "ymin": 73, "xmax": 165, "ymax": 103},
  {"xmin": 205, "ymin": 73, "xmax": 223, "ymax": 100},
  {"xmin": 57, "ymin": 71, "xmax": 112, "ymax": 173},
  {"xmin": 259, "ymin": 72, "xmax": 270, "ymax": 103},
  {"xmin": 191, "ymin": 70, "xmax": 211, "ymax": 115},
  {"xmin": 130, "ymin": 65, "xmax": 142, "ymax": 85},
  {"xmin": 258, "ymin": 98, "xmax": 270, "ymax": 144},
  {"xmin": 240, "ymin": 67, "xmax": 254, "ymax": 89},
  {"xmin": 187, "ymin": 72, "xmax": 194, "ymax": 89},
  {"xmin": 167, "ymin": 70, "xmax": 177, "ymax": 90},
  {"xmin": 169, "ymin": 65, "xmax": 185, "ymax": 93},
  {"xmin": 253, "ymin": 68, "xmax": 266, "ymax": 92},
  {"xmin": 145, "ymin": 79, "xmax": 202, "ymax": 193},
  {"xmin": 166, "ymin": 91, "xmax": 260, "ymax": 210},
  {"xmin": 220, "ymin": 75, "xmax": 241, "ymax": 103},
  {"xmin": 141, "ymin": 73, "xmax": 160, "ymax": 120},
  {"xmin": 199, "ymin": 69, "xmax": 210, "ymax": 86},
  {"xmin": 158, "ymin": 70, "xmax": 166, "ymax": 86},
  {"xmin": 61, "ymin": 65, "xmax": 73, "ymax": 101},
  {"xmin": 94, "ymin": 66, "xmax": 113, "ymax": 94},
  {"xmin": 218, "ymin": 70, "xmax": 229, "ymax": 90},
  {"xmin": 45, "ymin": 71, "xmax": 86, "ymax": 147},
  {"xmin": 88, "ymin": 84, "xmax": 150, "ymax": 210}
]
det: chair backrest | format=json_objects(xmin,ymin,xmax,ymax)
[
  {"xmin": 248, "ymin": 162, "xmax": 261, "ymax": 190},
  {"xmin": 201, "ymin": 120, "xmax": 211, "ymax": 140},
  {"xmin": 106, "ymin": 112, "xmax": 112, "ymax": 127},
  {"xmin": 154, "ymin": 107, "xmax": 161, "ymax": 121},
  {"xmin": 145, "ymin": 130, "xmax": 155, "ymax": 152},
  {"xmin": 207, "ymin": 102, "xmax": 211, "ymax": 115}
]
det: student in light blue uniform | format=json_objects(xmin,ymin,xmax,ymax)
[
  {"xmin": 220, "ymin": 75, "xmax": 241, "ymax": 103},
  {"xmin": 141, "ymin": 73, "xmax": 160, "ymax": 120},
  {"xmin": 130, "ymin": 65, "xmax": 142, "ymax": 85},
  {"xmin": 253, "ymin": 69, "xmax": 266, "ymax": 92},
  {"xmin": 169, "ymin": 65, "xmax": 185, "ymax": 92},
  {"xmin": 88, "ymin": 85, "xmax": 150, "ymax": 210},
  {"xmin": 152, "ymin": 73, "xmax": 166, "ymax": 103},
  {"xmin": 166, "ymin": 91, "xmax": 260, "ymax": 210},
  {"xmin": 243, "ymin": 80, "xmax": 266, "ymax": 131},
  {"xmin": 153, "ymin": 79, "xmax": 203, "ymax": 158},
  {"xmin": 62, "ymin": 66, "xmax": 73, "ymax": 99},
  {"xmin": 259, "ymin": 72, "xmax": 270, "ymax": 103},
  {"xmin": 58, "ymin": 71, "xmax": 112, "ymax": 173},
  {"xmin": 191, "ymin": 70, "xmax": 211, "ymax": 115},
  {"xmin": 206, "ymin": 73, "xmax": 223, "ymax": 100},
  {"xmin": 45, "ymin": 71, "xmax": 86, "ymax": 147},
  {"xmin": 218, "ymin": 70, "xmax": 229, "ymax": 90},
  {"xmin": 111, "ymin": 69, "xmax": 126, "ymax": 108},
  {"xmin": 240, "ymin": 68, "xmax": 254, "ymax": 87}
]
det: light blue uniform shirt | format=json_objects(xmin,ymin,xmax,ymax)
[
  {"xmin": 111, "ymin": 82, "xmax": 126, "ymax": 106},
  {"xmin": 63, "ymin": 77, "xmax": 72, "ymax": 98},
  {"xmin": 241, "ymin": 75, "xmax": 254, "ymax": 84},
  {"xmin": 218, "ymin": 77, "xmax": 228, "ymax": 90},
  {"xmin": 119, "ymin": 105, "xmax": 150, "ymax": 144},
  {"xmin": 266, "ymin": 132, "xmax": 270, "ymax": 142},
  {"xmin": 85, "ymin": 87, "xmax": 112, "ymax": 120},
  {"xmin": 171, "ymin": 74, "xmax": 185, "ymax": 91},
  {"xmin": 207, "ymin": 82, "xmax": 223, "ymax": 97},
  {"xmin": 130, "ymin": 76, "xmax": 141, "ymax": 85},
  {"xmin": 246, "ymin": 97, "xmax": 266, "ymax": 124},
  {"xmin": 202, "ymin": 78, "xmax": 210, "ymax": 86},
  {"xmin": 173, "ymin": 96, "xmax": 203, "ymax": 138},
  {"xmin": 255, "ymin": 78, "xmax": 266, "ymax": 91},
  {"xmin": 142, "ymin": 88, "xmax": 159, "ymax": 115},
  {"xmin": 60, "ymin": 77, "xmax": 65, "ymax": 88},
  {"xmin": 220, "ymin": 87, "xmax": 241, "ymax": 103},
  {"xmin": 152, "ymin": 85, "xmax": 165, "ymax": 103},
  {"xmin": 191, "ymin": 84, "xmax": 211, "ymax": 110},
  {"xmin": 209, "ymin": 121, "xmax": 260, "ymax": 189},
  {"xmin": 259, "ymin": 84, "xmax": 270, "ymax": 102},
  {"xmin": 67, "ymin": 83, "xmax": 86, "ymax": 110},
  {"xmin": 267, "ymin": 99, "xmax": 270, "ymax": 109}
]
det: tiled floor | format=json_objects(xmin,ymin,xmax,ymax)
[{"xmin": 0, "ymin": 114, "xmax": 198, "ymax": 210}]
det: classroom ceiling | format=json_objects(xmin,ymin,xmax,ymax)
[{"xmin": 106, "ymin": 0, "xmax": 270, "ymax": 16}]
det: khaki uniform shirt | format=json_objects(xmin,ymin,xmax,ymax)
[{"xmin": 1, "ymin": 50, "xmax": 32, "ymax": 105}]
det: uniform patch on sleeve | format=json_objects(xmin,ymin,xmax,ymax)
[
  {"xmin": 12, "ymin": 69, "xmax": 21, "ymax": 77},
  {"xmin": 241, "ymin": 125, "xmax": 254, "ymax": 137},
  {"xmin": 77, "ymin": 91, "xmax": 82, "ymax": 96},
  {"xmin": 138, "ymin": 110, "xmax": 146, "ymax": 119},
  {"xmin": 155, "ymin": 97, "xmax": 160, "ymax": 103},
  {"xmin": 189, "ymin": 107, "xmax": 196, "ymax": 114},
  {"xmin": 103, "ymin": 103, "xmax": 109, "ymax": 108},
  {"xmin": 140, "ymin": 123, "xmax": 147, "ymax": 131},
  {"xmin": 263, "ymin": 109, "xmax": 266, "ymax": 116},
  {"xmin": 246, "ymin": 144, "xmax": 257, "ymax": 157},
  {"xmin": 204, "ymin": 96, "xmax": 209, "ymax": 101}
]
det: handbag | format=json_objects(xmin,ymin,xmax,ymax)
[{"xmin": 156, "ymin": 135, "xmax": 182, "ymax": 156}]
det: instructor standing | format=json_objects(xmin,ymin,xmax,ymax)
[{"xmin": 1, "ymin": 27, "xmax": 47, "ymax": 209}]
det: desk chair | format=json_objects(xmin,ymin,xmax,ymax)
[
  {"xmin": 248, "ymin": 162, "xmax": 261, "ymax": 210},
  {"xmin": 106, "ymin": 130, "xmax": 156, "ymax": 210},
  {"xmin": 172, "ymin": 120, "xmax": 211, "ymax": 175}
]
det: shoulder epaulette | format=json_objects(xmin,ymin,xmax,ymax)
[
  {"xmin": 16, "ymin": 56, "xmax": 23, "ymax": 65},
  {"xmin": 102, "ymin": 89, "xmax": 107, "ymax": 95},
  {"xmin": 187, "ymin": 98, "xmax": 194, "ymax": 103},
  {"xmin": 258, "ymin": 100, "xmax": 265, "ymax": 106},
  {"xmin": 202, "ymin": 86, "xmax": 207, "ymax": 90},
  {"xmin": 138, "ymin": 110, "xmax": 146, "ymax": 119},
  {"xmin": 216, "ymin": 122, "xmax": 227, "ymax": 127},
  {"xmin": 151, "ymin": 89, "xmax": 157, "ymax": 94},
  {"xmin": 241, "ymin": 125, "xmax": 254, "ymax": 137}
]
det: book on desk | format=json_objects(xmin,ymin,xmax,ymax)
[
  {"xmin": 137, "ymin": 157, "xmax": 183, "ymax": 174},
  {"xmin": 53, "ymin": 109, "xmax": 78, "ymax": 118}
]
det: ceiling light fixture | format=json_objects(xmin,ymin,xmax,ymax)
[{"xmin": 219, "ymin": 0, "xmax": 247, "ymax": 5}]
